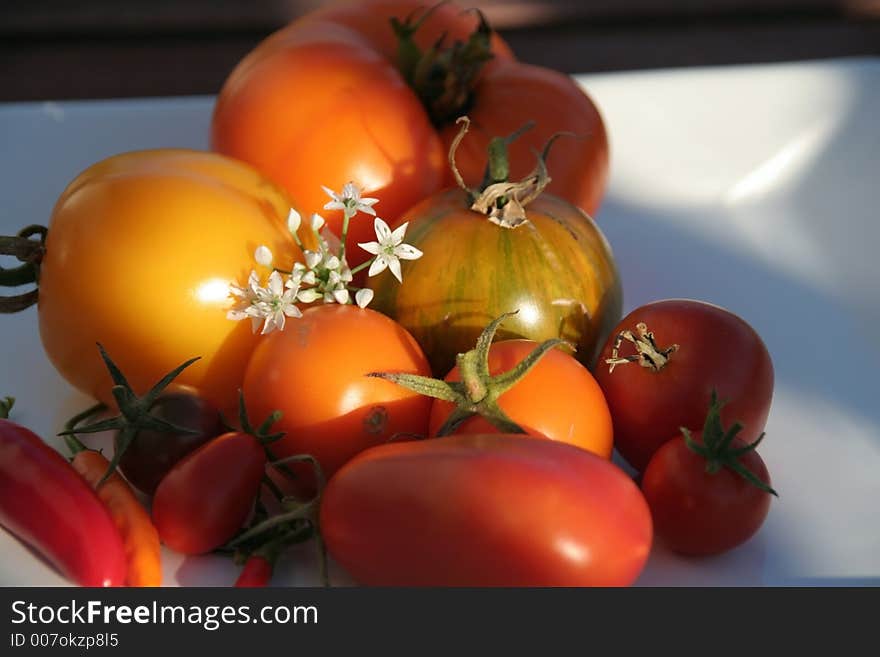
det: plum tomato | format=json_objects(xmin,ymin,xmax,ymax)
[
  {"xmin": 37, "ymin": 149, "xmax": 303, "ymax": 414},
  {"xmin": 641, "ymin": 395, "xmax": 776, "ymax": 556},
  {"xmin": 151, "ymin": 431, "xmax": 267, "ymax": 555},
  {"xmin": 593, "ymin": 299, "xmax": 774, "ymax": 472},
  {"xmin": 320, "ymin": 434, "xmax": 653, "ymax": 586},
  {"xmin": 242, "ymin": 304, "xmax": 433, "ymax": 492}
]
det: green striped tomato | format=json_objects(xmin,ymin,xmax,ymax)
[{"xmin": 369, "ymin": 189, "xmax": 622, "ymax": 376}]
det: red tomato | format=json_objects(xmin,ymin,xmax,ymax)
[
  {"xmin": 242, "ymin": 304, "xmax": 433, "ymax": 492},
  {"xmin": 152, "ymin": 432, "xmax": 265, "ymax": 555},
  {"xmin": 429, "ymin": 340, "xmax": 613, "ymax": 459},
  {"xmin": 593, "ymin": 299, "xmax": 774, "ymax": 472},
  {"xmin": 320, "ymin": 434, "xmax": 653, "ymax": 586},
  {"xmin": 212, "ymin": 0, "xmax": 608, "ymax": 265},
  {"xmin": 642, "ymin": 435, "xmax": 773, "ymax": 556}
]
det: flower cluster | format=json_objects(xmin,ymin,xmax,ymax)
[{"xmin": 227, "ymin": 182, "xmax": 423, "ymax": 334}]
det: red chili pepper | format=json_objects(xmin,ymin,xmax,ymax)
[
  {"xmin": 0, "ymin": 398, "xmax": 127, "ymax": 586},
  {"xmin": 235, "ymin": 554, "xmax": 274, "ymax": 587}
]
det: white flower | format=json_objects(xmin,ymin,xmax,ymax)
[
  {"xmin": 322, "ymin": 182, "xmax": 379, "ymax": 218},
  {"xmin": 357, "ymin": 218, "xmax": 423, "ymax": 282},
  {"xmin": 311, "ymin": 213, "xmax": 325, "ymax": 232},
  {"xmin": 227, "ymin": 270, "xmax": 302, "ymax": 334},
  {"xmin": 355, "ymin": 288, "xmax": 374, "ymax": 308},
  {"xmin": 287, "ymin": 208, "xmax": 302, "ymax": 235},
  {"xmin": 254, "ymin": 245, "xmax": 273, "ymax": 267},
  {"xmin": 299, "ymin": 235, "xmax": 356, "ymax": 305}
]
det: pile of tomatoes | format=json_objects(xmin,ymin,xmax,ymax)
[{"xmin": 0, "ymin": 0, "xmax": 777, "ymax": 588}]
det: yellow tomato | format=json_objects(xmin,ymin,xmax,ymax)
[{"xmin": 38, "ymin": 149, "xmax": 301, "ymax": 413}]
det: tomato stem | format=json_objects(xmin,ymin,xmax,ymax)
[
  {"xmin": 370, "ymin": 311, "xmax": 568, "ymax": 437},
  {"xmin": 682, "ymin": 391, "xmax": 778, "ymax": 496},
  {"xmin": 0, "ymin": 396, "xmax": 14, "ymax": 419},
  {"xmin": 604, "ymin": 322, "xmax": 679, "ymax": 373},
  {"xmin": 0, "ymin": 224, "xmax": 48, "ymax": 314}
]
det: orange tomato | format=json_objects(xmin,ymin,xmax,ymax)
[
  {"xmin": 212, "ymin": 0, "xmax": 608, "ymax": 266},
  {"xmin": 38, "ymin": 149, "xmax": 301, "ymax": 413},
  {"xmin": 429, "ymin": 340, "xmax": 614, "ymax": 459},
  {"xmin": 242, "ymin": 304, "xmax": 433, "ymax": 490}
]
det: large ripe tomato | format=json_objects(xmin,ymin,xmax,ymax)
[
  {"xmin": 320, "ymin": 434, "xmax": 653, "ymax": 586},
  {"xmin": 429, "ymin": 339, "xmax": 614, "ymax": 459},
  {"xmin": 211, "ymin": 0, "xmax": 608, "ymax": 265},
  {"xmin": 642, "ymin": 434, "xmax": 773, "ymax": 557},
  {"xmin": 593, "ymin": 299, "xmax": 774, "ymax": 472},
  {"xmin": 242, "ymin": 304, "xmax": 433, "ymax": 490},
  {"xmin": 370, "ymin": 189, "xmax": 622, "ymax": 375},
  {"xmin": 38, "ymin": 149, "xmax": 301, "ymax": 413},
  {"xmin": 152, "ymin": 431, "xmax": 266, "ymax": 555}
]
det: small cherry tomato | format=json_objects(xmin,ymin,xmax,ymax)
[
  {"xmin": 594, "ymin": 299, "xmax": 774, "ymax": 472},
  {"xmin": 641, "ymin": 395, "xmax": 776, "ymax": 556},
  {"xmin": 117, "ymin": 390, "xmax": 224, "ymax": 496},
  {"xmin": 320, "ymin": 434, "xmax": 653, "ymax": 586},
  {"xmin": 242, "ymin": 304, "xmax": 433, "ymax": 492},
  {"xmin": 152, "ymin": 431, "xmax": 265, "ymax": 555}
]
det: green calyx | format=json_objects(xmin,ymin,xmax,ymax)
[
  {"xmin": 57, "ymin": 343, "xmax": 202, "ymax": 486},
  {"xmin": 0, "ymin": 224, "xmax": 48, "ymax": 313},
  {"xmin": 225, "ymin": 453, "xmax": 328, "ymax": 586},
  {"xmin": 683, "ymin": 391, "xmax": 778, "ymax": 496},
  {"xmin": 370, "ymin": 310, "xmax": 570, "ymax": 436},
  {"xmin": 392, "ymin": 1, "xmax": 494, "ymax": 127}
]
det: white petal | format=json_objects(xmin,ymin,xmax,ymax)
[
  {"xmin": 333, "ymin": 288, "xmax": 350, "ymax": 304},
  {"xmin": 325, "ymin": 255, "xmax": 341, "ymax": 271},
  {"xmin": 297, "ymin": 288, "xmax": 322, "ymax": 303},
  {"xmin": 250, "ymin": 316, "xmax": 263, "ymax": 333},
  {"xmin": 254, "ymin": 245, "xmax": 273, "ymax": 267},
  {"xmin": 394, "ymin": 243, "xmax": 424, "ymax": 260},
  {"xmin": 304, "ymin": 250, "xmax": 322, "ymax": 270},
  {"xmin": 389, "ymin": 222, "xmax": 409, "ymax": 245},
  {"xmin": 388, "ymin": 257, "xmax": 403, "ymax": 283},
  {"xmin": 368, "ymin": 257, "xmax": 388, "ymax": 277},
  {"xmin": 360, "ymin": 196, "xmax": 379, "ymax": 207},
  {"xmin": 357, "ymin": 203, "xmax": 377, "ymax": 216},
  {"xmin": 267, "ymin": 270, "xmax": 284, "ymax": 296},
  {"xmin": 227, "ymin": 309, "xmax": 248, "ymax": 320},
  {"xmin": 373, "ymin": 217, "xmax": 392, "ymax": 244},
  {"xmin": 302, "ymin": 270, "xmax": 317, "ymax": 286},
  {"xmin": 311, "ymin": 213, "xmax": 325, "ymax": 231},
  {"xmin": 284, "ymin": 304, "xmax": 303, "ymax": 318},
  {"xmin": 321, "ymin": 185, "xmax": 340, "ymax": 202},
  {"xmin": 328, "ymin": 271, "xmax": 341, "ymax": 286},
  {"xmin": 355, "ymin": 288, "xmax": 374, "ymax": 308},
  {"xmin": 287, "ymin": 208, "xmax": 302, "ymax": 234},
  {"xmin": 358, "ymin": 241, "xmax": 381, "ymax": 256},
  {"xmin": 342, "ymin": 182, "xmax": 359, "ymax": 199}
]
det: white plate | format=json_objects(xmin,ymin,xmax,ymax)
[{"xmin": 1, "ymin": 58, "xmax": 878, "ymax": 586}]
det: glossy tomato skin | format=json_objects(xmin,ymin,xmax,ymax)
[
  {"xmin": 593, "ymin": 300, "xmax": 774, "ymax": 472},
  {"xmin": 430, "ymin": 340, "xmax": 613, "ymax": 459},
  {"xmin": 642, "ymin": 436, "xmax": 773, "ymax": 556},
  {"xmin": 320, "ymin": 434, "xmax": 653, "ymax": 586},
  {"xmin": 117, "ymin": 390, "xmax": 225, "ymax": 496},
  {"xmin": 242, "ymin": 304, "xmax": 433, "ymax": 491},
  {"xmin": 440, "ymin": 58, "xmax": 609, "ymax": 217},
  {"xmin": 370, "ymin": 189, "xmax": 622, "ymax": 376},
  {"xmin": 152, "ymin": 431, "xmax": 265, "ymax": 555},
  {"xmin": 212, "ymin": 0, "xmax": 608, "ymax": 264},
  {"xmin": 38, "ymin": 149, "xmax": 301, "ymax": 414}
]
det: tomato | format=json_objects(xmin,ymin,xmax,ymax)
[
  {"xmin": 370, "ymin": 188, "xmax": 621, "ymax": 375},
  {"xmin": 642, "ymin": 436, "xmax": 773, "ymax": 556},
  {"xmin": 211, "ymin": 0, "xmax": 608, "ymax": 265},
  {"xmin": 38, "ymin": 149, "xmax": 302, "ymax": 414},
  {"xmin": 593, "ymin": 299, "xmax": 774, "ymax": 472},
  {"xmin": 152, "ymin": 431, "xmax": 265, "ymax": 555},
  {"xmin": 116, "ymin": 390, "xmax": 224, "ymax": 496},
  {"xmin": 320, "ymin": 434, "xmax": 653, "ymax": 586},
  {"xmin": 242, "ymin": 304, "xmax": 433, "ymax": 491},
  {"xmin": 429, "ymin": 339, "xmax": 613, "ymax": 459},
  {"xmin": 641, "ymin": 396, "xmax": 775, "ymax": 556}
]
